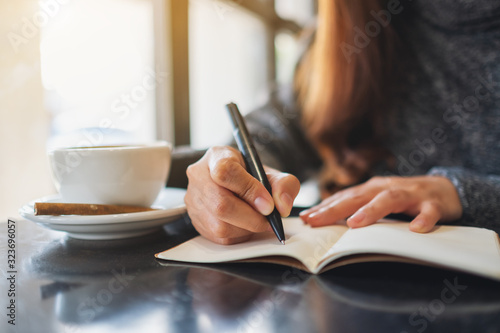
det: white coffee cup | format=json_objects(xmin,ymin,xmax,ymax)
[{"xmin": 48, "ymin": 141, "xmax": 172, "ymax": 207}]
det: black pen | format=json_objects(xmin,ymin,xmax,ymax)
[{"xmin": 226, "ymin": 102, "xmax": 286, "ymax": 245}]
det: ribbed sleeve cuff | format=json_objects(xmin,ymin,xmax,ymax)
[{"xmin": 428, "ymin": 166, "xmax": 500, "ymax": 233}]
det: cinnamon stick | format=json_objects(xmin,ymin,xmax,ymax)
[{"xmin": 34, "ymin": 202, "xmax": 157, "ymax": 216}]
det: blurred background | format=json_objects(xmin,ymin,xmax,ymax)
[{"xmin": 0, "ymin": 0, "xmax": 316, "ymax": 218}]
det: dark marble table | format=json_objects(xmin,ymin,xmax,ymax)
[{"xmin": 2, "ymin": 214, "xmax": 500, "ymax": 333}]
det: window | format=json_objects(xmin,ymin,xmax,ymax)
[
  {"xmin": 0, "ymin": 0, "xmax": 315, "ymax": 218},
  {"xmin": 177, "ymin": 0, "xmax": 316, "ymax": 148},
  {"xmin": 40, "ymin": 0, "xmax": 316, "ymax": 150},
  {"xmin": 189, "ymin": 0, "xmax": 270, "ymax": 148},
  {"xmin": 40, "ymin": 0, "xmax": 158, "ymax": 149}
]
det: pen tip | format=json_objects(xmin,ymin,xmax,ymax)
[{"xmin": 281, "ymin": 240, "xmax": 285, "ymax": 245}]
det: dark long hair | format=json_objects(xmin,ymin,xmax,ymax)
[{"xmin": 296, "ymin": 0, "xmax": 404, "ymax": 193}]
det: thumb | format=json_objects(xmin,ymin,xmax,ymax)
[{"xmin": 265, "ymin": 168, "xmax": 300, "ymax": 217}]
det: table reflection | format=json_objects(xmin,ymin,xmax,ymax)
[{"xmin": 8, "ymin": 216, "xmax": 500, "ymax": 333}]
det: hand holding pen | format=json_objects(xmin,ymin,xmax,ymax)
[
  {"xmin": 184, "ymin": 106, "xmax": 300, "ymax": 245},
  {"xmin": 226, "ymin": 102, "xmax": 287, "ymax": 244}
]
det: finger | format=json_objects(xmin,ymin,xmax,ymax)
[
  {"xmin": 266, "ymin": 170, "xmax": 300, "ymax": 217},
  {"xmin": 299, "ymin": 181, "xmax": 377, "ymax": 218},
  {"xmin": 208, "ymin": 149, "xmax": 274, "ymax": 215},
  {"xmin": 188, "ymin": 194, "xmax": 261, "ymax": 245},
  {"xmin": 191, "ymin": 176, "xmax": 270, "ymax": 233},
  {"xmin": 192, "ymin": 214, "xmax": 255, "ymax": 245},
  {"xmin": 346, "ymin": 189, "xmax": 415, "ymax": 228},
  {"xmin": 209, "ymin": 187, "xmax": 271, "ymax": 233},
  {"xmin": 299, "ymin": 191, "xmax": 343, "ymax": 217},
  {"xmin": 409, "ymin": 201, "xmax": 442, "ymax": 233},
  {"xmin": 302, "ymin": 193, "xmax": 370, "ymax": 227},
  {"xmin": 212, "ymin": 235, "xmax": 253, "ymax": 245}
]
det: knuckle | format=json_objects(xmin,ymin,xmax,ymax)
[
  {"xmin": 186, "ymin": 164, "xmax": 196, "ymax": 179},
  {"xmin": 239, "ymin": 179, "xmax": 260, "ymax": 201},
  {"xmin": 367, "ymin": 176, "xmax": 385, "ymax": 186},
  {"xmin": 213, "ymin": 199, "xmax": 231, "ymax": 218},
  {"xmin": 369, "ymin": 176, "xmax": 401, "ymax": 188},
  {"xmin": 371, "ymin": 176, "xmax": 384, "ymax": 182},
  {"xmin": 427, "ymin": 200, "xmax": 443, "ymax": 213},
  {"xmin": 284, "ymin": 173, "xmax": 300, "ymax": 189},
  {"xmin": 344, "ymin": 191, "xmax": 364, "ymax": 202},
  {"xmin": 208, "ymin": 145, "xmax": 225, "ymax": 155},
  {"xmin": 328, "ymin": 189, "xmax": 346, "ymax": 201},
  {"xmin": 427, "ymin": 187, "xmax": 441, "ymax": 201},
  {"xmin": 211, "ymin": 159, "xmax": 238, "ymax": 184},
  {"xmin": 384, "ymin": 177, "xmax": 401, "ymax": 188},
  {"xmin": 384, "ymin": 188, "xmax": 407, "ymax": 200},
  {"xmin": 211, "ymin": 222, "xmax": 231, "ymax": 239},
  {"xmin": 361, "ymin": 203, "xmax": 377, "ymax": 214},
  {"xmin": 210, "ymin": 145, "xmax": 240, "ymax": 160},
  {"xmin": 408, "ymin": 180, "xmax": 425, "ymax": 193},
  {"xmin": 246, "ymin": 219, "xmax": 267, "ymax": 233}
]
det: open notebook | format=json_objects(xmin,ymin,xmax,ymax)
[{"xmin": 156, "ymin": 217, "xmax": 500, "ymax": 281}]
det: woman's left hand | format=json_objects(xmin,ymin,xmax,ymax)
[{"xmin": 299, "ymin": 176, "xmax": 463, "ymax": 232}]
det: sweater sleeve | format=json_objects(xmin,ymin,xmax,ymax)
[
  {"xmin": 241, "ymin": 97, "xmax": 323, "ymax": 182},
  {"xmin": 428, "ymin": 166, "xmax": 500, "ymax": 234}
]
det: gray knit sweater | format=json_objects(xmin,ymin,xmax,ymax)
[{"xmin": 245, "ymin": 0, "xmax": 500, "ymax": 233}]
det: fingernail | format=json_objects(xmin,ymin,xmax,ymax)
[
  {"xmin": 308, "ymin": 209, "xmax": 323, "ymax": 219},
  {"xmin": 255, "ymin": 197, "xmax": 274, "ymax": 216},
  {"xmin": 348, "ymin": 211, "xmax": 366, "ymax": 225},
  {"xmin": 299, "ymin": 208, "xmax": 311, "ymax": 216}
]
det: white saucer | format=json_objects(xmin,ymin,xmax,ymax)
[{"xmin": 19, "ymin": 188, "xmax": 187, "ymax": 240}]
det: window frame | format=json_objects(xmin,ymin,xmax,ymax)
[{"xmin": 157, "ymin": 0, "xmax": 310, "ymax": 146}]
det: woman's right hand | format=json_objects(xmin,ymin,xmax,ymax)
[{"xmin": 185, "ymin": 146, "xmax": 300, "ymax": 245}]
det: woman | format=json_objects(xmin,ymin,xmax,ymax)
[{"xmin": 185, "ymin": 0, "xmax": 500, "ymax": 245}]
